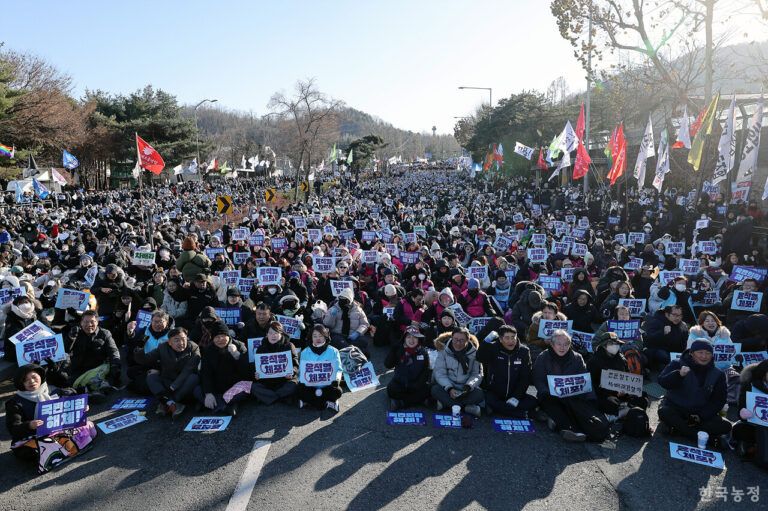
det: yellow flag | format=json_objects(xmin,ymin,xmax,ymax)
[{"xmin": 687, "ymin": 93, "xmax": 720, "ymax": 171}]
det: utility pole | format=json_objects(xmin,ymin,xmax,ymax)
[{"xmin": 584, "ymin": 0, "xmax": 592, "ymax": 195}]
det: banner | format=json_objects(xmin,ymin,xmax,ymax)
[
  {"xmin": 492, "ymin": 418, "xmax": 535, "ymax": 433},
  {"xmin": 256, "ymin": 267, "xmax": 282, "ymax": 286},
  {"xmin": 618, "ymin": 298, "xmax": 646, "ymax": 318},
  {"xmin": 607, "ymin": 319, "xmax": 641, "ymax": 341},
  {"xmin": 214, "ymin": 307, "xmax": 241, "ymax": 326},
  {"xmin": 711, "ymin": 96, "xmax": 736, "ymax": 185},
  {"xmin": 387, "ymin": 411, "xmax": 426, "ymax": 426},
  {"xmin": 55, "ymin": 288, "xmax": 90, "ymax": 311}
]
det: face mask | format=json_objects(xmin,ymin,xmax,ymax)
[
  {"xmin": 52, "ymin": 269, "xmax": 61, "ymax": 276},
  {"xmin": 675, "ymin": 284, "xmax": 686, "ymax": 292},
  {"xmin": 606, "ymin": 344, "xmax": 620, "ymax": 356},
  {"xmin": 418, "ymin": 274, "xmax": 426, "ymax": 281},
  {"xmin": 18, "ymin": 303, "xmax": 34, "ymax": 315}
]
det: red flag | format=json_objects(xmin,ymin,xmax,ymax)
[
  {"xmin": 573, "ymin": 141, "xmax": 591, "ymax": 180},
  {"xmin": 575, "ymin": 102, "xmax": 585, "ymax": 142},
  {"xmin": 537, "ymin": 147, "xmax": 548, "ymax": 170},
  {"xmin": 606, "ymin": 123, "xmax": 626, "ymax": 186},
  {"xmin": 135, "ymin": 134, "xmax": 165, "ymax": 175},
  {"xmin": 689, "ymin": 106, "xmax": 708, "ymax": 139},
  {"xmin": 483, "ymin": 144, "xmax": 495, "ymax": 171}
]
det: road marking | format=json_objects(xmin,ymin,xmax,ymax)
[{"xmin": 226, "ymin": 440, "xmax": 271, "ymax": 511}]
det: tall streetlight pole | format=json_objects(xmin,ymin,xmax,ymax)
[
  {"xmin": 458, "ymin": 86, "xmax": 493, "ymax": 119},
  {"xmin": 584, "ymin": 1, "xmax": 592, "ymax": 194},
  {"xmin": 194, "ymin": 98, "xmax": 218, "ymax": 164}
]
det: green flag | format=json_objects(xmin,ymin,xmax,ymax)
[
  {"xmin": 548, "ymin": 134, "xmax": 562, "ymax": 160},
  {"xmin": 688, "ymin": 93, "xmax": 720, "ymax": 172},
  {"xmin": 347, "ymin": 148, "xmax": 354, "ymax": 164},
  {"xmin": 330, "ymin": 143, "xmax": 337, "ymax": 162}
]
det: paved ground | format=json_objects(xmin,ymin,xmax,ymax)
[{"xmin": 0, "ymin": 348, "xmax": 765, "ymax": 511}]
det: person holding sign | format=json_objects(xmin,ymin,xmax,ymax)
[
  {"xmin": 297, "ymin": 325, "xmax": 343, "ymax": 412},
  {"xmin": 657, "ymin": 275, "xmax": 696, "ymax": 325},
  {"xmin": 65, "ymin": 311, "xmax": 122, "ymax": 401},
  {"xmin": 195, "ymin": 322, "xmax": 248, "ymax": 416},
  {"xmin": 658, "ymin": 340, "xmax": 732, "ymax": 448},
  {"xmin": 458, "ymin": 278, "xmax": 503, "ymax": 319},
  {"xmin": 527, "ymin": 302, "xmax": 567, "ymax": 358},
  {"xmin": 384, "ymin": 326, "xmax": 431, "ymax": 411},
  {"xmin": 134, "ymin": 327, "xmax": 200, "ymax": 418},
  {"xmin": 724, "ymin": 278, "xmax": 766, "ymax": 330},
  {"xmin": 249, "ymin": 321, "xmax": 299, "ymax": 406},
  {"xmin": 431, "ymin": 327, "xmax": 484, "ymax": 417},
  {"xmin": 2, "ymin": 295, "xmax": 47, "ymax": 365},
  {"xmin": 323, "ymin": 287, "xmax": 371, "ymax": 357},
  {"xmin": 532, "ymin": 330, "xmax": 609, "ymax": 442},
  {"xmin": 5, "ymin": 364, "xmax": 97, "ymax": 473},
  {"xmin": 731, "ymin": 360, "xmax": 768, "ymax": 466},
  {"xmin": 477, "ymin": 325, "xmax": 537, "ymax": 418}
]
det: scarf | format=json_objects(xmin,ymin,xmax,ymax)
[
  {"xmin": 401, "ymin": 345, "xmax": 419, "ymax": 364},
  {"xmin": 310, "ymin": 343, "xmax": 328, "ymax": 356},
  {"xmin": 450, "ymin": 342, "xmax": 470, "ymax": 373},
  {"xmin": 16, "ymin": 382, "xmax": 53, "ymax": 403},
  {"xmin": 340, "ymin": 303, "xmax": 351, "ymax": 336},
  {"xmin": 11, "ymin": 303, "xmax": 36, "ymax": 320}
]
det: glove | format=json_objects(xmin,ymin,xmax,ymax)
[
  {"xmin": 204, "ymin": 393, "xmax": 217, "ymax": 409},
  {"xmin": 349, "ymin": 331, "xmax": 361, "ymax": 342},
  {"xmin": 740, "ymin": 408, "xmax": 753, "ymax": 420},
  {"xmin": 506, "ymin": 397, "xmax": 519, "ymax": 408},
  {"xmin": 227, "ymin": 343, "xmax": 241, "ymax": 360},
  {"xmin": 235, "ymin": 322, "xmax": 245, "ymax": 330}
]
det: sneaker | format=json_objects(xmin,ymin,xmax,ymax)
[
  {"xmin": 326, "ymin": 401, "xmax": 340, "ymax": 412},
  {"xmin": 547, "ymin": 418, "xmax": 557, "ymax": 432},
  {"xmin": 298, "ymin": 400, "xmax": 305, "ymax": 409},
  {"xmin": 561, "ymin": 430, "xmax": 587, "ymax": 442},
  {"xmin": 464, "ymin": 404, "xmax": 481, "ymax": 418},
  {"xmin": 155, "ymin": 403, "xmax": 169, "ymax": 415},
  {"xmin": 172, "ymin": 403, "xmax": 186, "ymax": 419},
  {"xmin": 225, "ymin": 403, "xmax": 239, "ymax": 417}
]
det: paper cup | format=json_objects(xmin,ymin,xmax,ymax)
[
  {"xmin": 451, "ymin": 405, "xmax": 461, "ymax": 417},
  {"xmin": 697, "ymin": 431, "xmax": 709, "ymax": 449}
]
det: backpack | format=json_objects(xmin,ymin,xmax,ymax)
[
  {"xmin": 724, "ymin": 366, "xmax": 741, "ymax": 405},
  {"xmin": 622, "ymin": 407, "xmax": 651, "ymax": 437},
  {"xmin": 623, "ymin": 348, "xmax": 644, "ymax": 375},
  {"xmin": 339, "ymin": 345, "xmax": 367, "ymax": 374}
]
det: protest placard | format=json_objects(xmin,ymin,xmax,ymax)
[
  {"xmin": 607, "ymin": 319, "xmax": 641, "ymax": 341},
  {"xmin": 538, "ymin": 275, "xmax": 562, "ymax": 294},
  {"xmin": 256, "ymin": 266, "xmax": 282, "ymax": 286},
  {"xmin": 447, "ymin": 303, "xmax": 472, "ymax": 326},
  {"xmin": 111, "ymin": 398, "xmax": 152, "ymax": 410},
  {"xmin": 247, "ymin": 337, "xmax": 264, "ymax": 363},
  {"xmin": 740, "ymin": 351, "xmax": 768, "ymax": 366},
  {"xmin": 571, "ymin": 330, "xmax": 594, "ymax": 353},
  {"xmin": 628, "ymin": 232, "xmax": 645, "ymax": 245},
  {"xmin": 55, "ymin": 288, "xmax": 90, "ymax": 311},
  {"xmin": 0, "ymin": 286, "xmax": 24, "ymax": 305},
  {"xmin": 386, "ymin": 411, "xmax": 426, "ymax": 426},
  {"xmin": 492, "ymin": 419, "xmax": 535, "ymax": 433},
  {"xmin": 467, "ymin": 317, "xmax": 492, "ymax": 335},
  {"xmin": 275, "ymin": 315, "xmax": 302, "ymax": 340},
  {"xmin": 623, "ymin": 257, "xmax": 643, "ymax": 271},
  {"xmin": 538, "ymin": 319, "xmax": 573, "ymax": 339},
  {"xmin": 13, "ymin": 334, "xmax": 66, "ymax": 367},
  {"xmin": 271, "ymin": 237, "xmax": 288, "ymax": 251},
  {"xmin": 312, "ymin": 256, "xmax": 335, "ymax": 273},
  {"xmin": 746, "ymin": 391, "xmax": 768, "ymax": 427},
  {"xmin": 531, "ymin": 234, "xmax": 546, "ymax": 247},
  {"xmin": 665, "ymin": 241, "xmax": 685, "ymax": 255},
  {"xmin": 728, "ymin": 266, "xmax": 768, "ymax": 283},
  {"xmin": 218, "ymin": 270, "xmax": 240, "ymax": 287},
  {"xmin": 467, "ymin": 265, "xmax": 488, "ymax": 282},
  {"xmin": 214, "ymin": 307, "xmax": 241, "ymax": 326},
  {"xmin": 658, "ymin": 271, "xmax": 683, "ymax": 285},
  {"xmin": 527, "ymin": 248, "xmax": 547, "ymax": 263},
  {"xmin": 713, "ymin": 342, "xmax": 741, "ymax": 369},
  {"xmin": 237, "ymin": 278, "xmax": 256, "ymax": 294},
  {"xmin": 698, "ymin": 241, "xmax": 717, "ymax": 255},
  {"xmin": 205, "ymin": 247, "xmax": 225, "ymax": 259},
  {"xmin": 679, "ymin": 259, "xmax": 700, "ymax": 275},
  {"xmin": 571, "ymin": 243, "xmax": 587, "ymax": 257},
  {"xmin": 400, "ymin": 251, "xmax": 420, "ymax": 264},
  {"xmin": 36, "ymin": 395, "xmax": 88, "ymax": 436},
  {"xmin": 731, "ymin": 291, "xmax": 763, "ymax": 312},
  {"xmin": 255, "ymin": 350, "xmax": 293, "ymax": 379},
  {"xmin": 249, "ymin": 232, "xmax": 265, "ymax": 246},
  {"xmin": 97, "ymin": 411, "xmax": 147, "ymax": 434},
  {"xmin": 131, "ymin": 251, "xmax": 156, "ymax": 267},
  {"xmin": 432, "ymin": 414, "xmax": 463, "ymax": 429},
  {"xmin": 547, "ymin": 373, "xmax": 592, "ymax": 398},
  {"xmin": 669, "ymin": 442, "xmax": 724, "ymax": 469},
  {"xmin": 232, "ymin": 227, "xmax": 250, "ymax": 241},
  {"xmin": 600, "ymin": 369, "xmax": 644, "ymax": 397},
  {"xmin": 233, "ymin": 252, "xmax": 250, "ymax": 265},
  {"xmin": 10, "ymin": 320, "xmax": 55, "ymax": 346},
  {"xmin": 343, "ymin": 362, "xmax": 379, "ymax": 392},
  {"xmin": 299, "ymin": 360, "xmax": 337, "ymax": 386},
  {"xmin": 330, "ymin": 279, "xmax": 353, "ymax": 297},
  {"xmin": 184, "ymin": 417, "xmax": 232, "ymax": 432},
  {"xmin": 618, "ymin": 298, "xmax": 647, "ymax": 318}
]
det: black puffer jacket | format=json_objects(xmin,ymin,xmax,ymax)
[
  {"xmin": 385, "ymin": 344, "xmax": 431, "ymax": 390},
  {"xmin": 476, "ymin": 339, "xmax": 532, "ymax": 401},
  {"xmin": 66, "ymin": 326, "xmax": 121, "ymax": 383},
  {"xmin": 200, "ymin": 339, "xmax": 247, "ymax": 395}
]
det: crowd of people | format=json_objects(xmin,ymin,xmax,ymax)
[{"xmin": 2, "ymin": 166, "xmax": 768, "ymax": 473}]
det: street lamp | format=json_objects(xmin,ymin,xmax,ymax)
[
  {"xmin": 194, "ymin": 98, "xmax": 218, "ymax": 164},
  {"xmin": 458, "ymin": 86, "xmax": 492, "ymax": 118}
]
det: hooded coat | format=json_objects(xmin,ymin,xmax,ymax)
[{"xmin": 432, "ymin": 332, "xmax": 482, "ymax": 391}]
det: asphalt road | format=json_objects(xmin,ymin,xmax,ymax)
[{"xmin": 0, "ymin": 347, "xmax": 765, "ymax": 511}]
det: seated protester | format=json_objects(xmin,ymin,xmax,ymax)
[
  {"xmin": 724, "ymin": 278, "xmax": 767, "ymax": 329},
  {"xmin": 730, "ymin": 313, "xmax": 768, "ymax": 352},
  {"xmin": 421, "ymin": 287, "xmax": 455, "ymax": 325},
  {"xmin": 188, "ymin": 306, "xmax": 226, "ymax": 349},
  {"xmin": 564, "ymin": 290, "xmax": 598, "ymax": 333},
  {"xmin": 449, "ymin": 268, "xmax": 467, "ymax": 298},
  {"xmin": 224, "ymin": 286, "xmax": 258, "ymax": 343},
  {"xmin": 507, "ymin": 283, "xmax": 545, "ymax": 340},
  {"xmin": 425, "ymin": 308, "xmax": 457, "ymax": 349},
  {"xmin": 658, "ymin": 340, "xmax": 732, "ymax": 448},
  {"xmin": 732, "ymin": 360, "xmax": 768, "ymax": 465},
  {"xmin": 134, "ymin": 327, "xmax": 200, "ymax": 418},
  {"xmin": 477, "ymin": 325, "xmax": 537, "ymax": 418},
  {"xmin": 596, "ymin": 265, "xmax": 629, "ymax": 302},
  {"xmin": 691, "ymin": 273, "xmax": 722, "ymax": 318},
  {"xmin": 567, "ymin": 268, "xmax": 595, "ymax": 302},
  {"xmin": 195, "ymin": 322, "xmax": 248, "ymax": 416},
  {"xmin": 393, "ymin": 288, "xmax": 426, "ymax": 337},
  {"xmin": 657, "ymin": 275, "xmax": 696, "ymax": 325},
  {"xmin": 323, "ymin": 287, "xmax": 371, "ymax": 356},
  {"xmin": 459, "ymin": 278, "xmax": 503, "ymax": 318},
  {"xmin": 161, "ymin": 277, "xmax": 188, "ymax": 324},
  {"xmin": 125, "ymin": 309, "xmax": 172, "ymax": 393},
  {"xmin": 297, "ymin": 324, "xmax": 343, "ymax": 412},
  {"xmin": 431, "ymin": 327, "xmax": 484, "ymax": 417},
  {"xmin": 2, "ymin": 295, "xmax": 46, "ymax": 364},
  {"xmin": 144, "ymin": 269, "xmax": 167, "ymax": 307},
  {"xmin": 275, "ymin": 294, "xmax": 307, "ymax": 345},
  {"xmin": 186, "ymin": 274, "xmax": 219, "ymax": 322},
  {"xmin": 599, "ymin": 280, "xmax": 634, "ymax": 320},
  {"xmin": 64, "ymin": 311, "xmax": 121, "ymax": 400},
  {"xmin": 250, "ymin": 300, "xmax": 277, "ymax": 340},
  {"xmin": 5, "ymin": 364, "xmax": 97, "ymax": 474},
  {"xmin": 587, "ymin": 332, "xmax": 649, "ymax": 419},
  {"xmin": 527, "ymin": 301, "xmax": 567, "ymax": 359},
  {"xmin": 486, "ymin": 270, "xmax": 513, "ymax": 312},
  {"xmin": 384, "ymin": 326, "xmax": 431, "ymax": 410},
  {"xmin": 249, "ymin": 321, "xmax": 299, "ymax": 406},
  {"xmin": 630, "ymin": 264, "xmax": 655, "ymax": 301},
  {"xmin": 642, "ymin": 305, "xmax": 689, "ymax": 371},
  {"xmin": 532, "ymin": 330, "xmax": 610, "ymax": 443},
  {"xmin": 687, "ymin": 311, "xmax": 731, "ymax": 350},
  {"xmin": 371, "ymin": 283, "xmax": 404, "ymax": 347}
]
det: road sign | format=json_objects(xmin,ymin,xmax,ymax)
[
  {"xmin": 265, "ymin": 189, "xmax": 276, "ymax": 202},
  {"xmin": 300, "ymin": 181, "xmax": 308, "ymax": 193},
  {"xmin": 217, "ymin": 195, "xmax": 234, "ymax": 215}
]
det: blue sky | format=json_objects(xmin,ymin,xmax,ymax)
[{"xmin": 1, "ymin": 0, "xmax": 731, "ymax": 134}]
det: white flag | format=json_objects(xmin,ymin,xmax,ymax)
[
  {"xmin": 674, "ymin": 105, "xmax": 692, "ymax": 149},
  {"xmin": 513, "ymin": 142, "xmax": 535, "ymax": 160},
  {"xmin": 240, "ymin": 155, "xmax": 247, "ymax": 169},
  {"xmin": 737, "ymin": 97, "xmax": 763, "ymax": 183},
  {"xmin": 712, "ymin": 96, "xmax": 736, "ymax": 185},
  {"xmin": 652, "ymin": 129, "xmax": 670, "ymax": 192},
  {"xmin": 549, "ymin": 151, "xmax": 571, "ymax": 182},
  {"xmin": 633, "ymin": 116, "xmax": 655, "ymax": 186},
  {"xmin": 187, "ymin": 158, "xmax": 198, "ymax": 174},
  {"xmin": 317, "ymin": 160, "xmax": 325, "ymax": 171},
  {"xmin": 557, "ymin": 121, "xmax": 578, "ymax": 153},
  {"xmin": 173, "ymin": 164, "xmax": 183, "ymax": 175}
]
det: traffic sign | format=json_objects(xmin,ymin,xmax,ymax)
[
  {"xmin": 300, "ymin": 181, "xmax": 308, "ymax": 193},
  {"xmin": 265, "ymin": 188, "xmax": 276, "ymax": 202},
  {"xmin": 217, "ymin": 195, "xmax": 234, "ymax": 215}
]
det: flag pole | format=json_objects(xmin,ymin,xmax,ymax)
[{"xmin": 135, "ymin": 133, "xmax": 154, "ymax": 251}]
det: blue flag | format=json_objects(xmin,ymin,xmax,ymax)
[
  {"xmin": 15, "ymin": 182, "xmax": 27, "ymax": 203},
  {"xmin": 62, "ymin": 149, "xmax": 79, "ymax": 170},
  {"xmin": 32, "ymin": 178, "xmax": 50, "ymax": 199}
]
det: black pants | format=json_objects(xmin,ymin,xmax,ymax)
[
  {"xmin": 387, "ymin": 379, "xmax": 431, "ymax": 406},
  {"xmin": 146, "ymin": 371, "xmax": 199, "ymax": 404},
  {"xmin": 330, "ymin": 333, "xmax": 372, "ymax": 358},
  {"xmin": 596, "ymin": 393, "xmax": 649, "ymax": 415},
  {"xmin": 485, "ymin": 392, "xmax": 538, "ymax": 418},
  {"xmin": 539, "ymin": 394, "xmax": 610, "ymax": 442},
  {"xmin": 297, "ymin": 382, "xmax": 343, "ymax": 409},
  {"xmin": 657, "ymin": 401, "xmax": 732, "ymax": 441},
  {"xmin": 251, "ymin": 380, "xmax": 298, "ymax": 405},
  {"xmin": 431, "ymin": 385, "xmax": 484, "ymax": 408}
]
